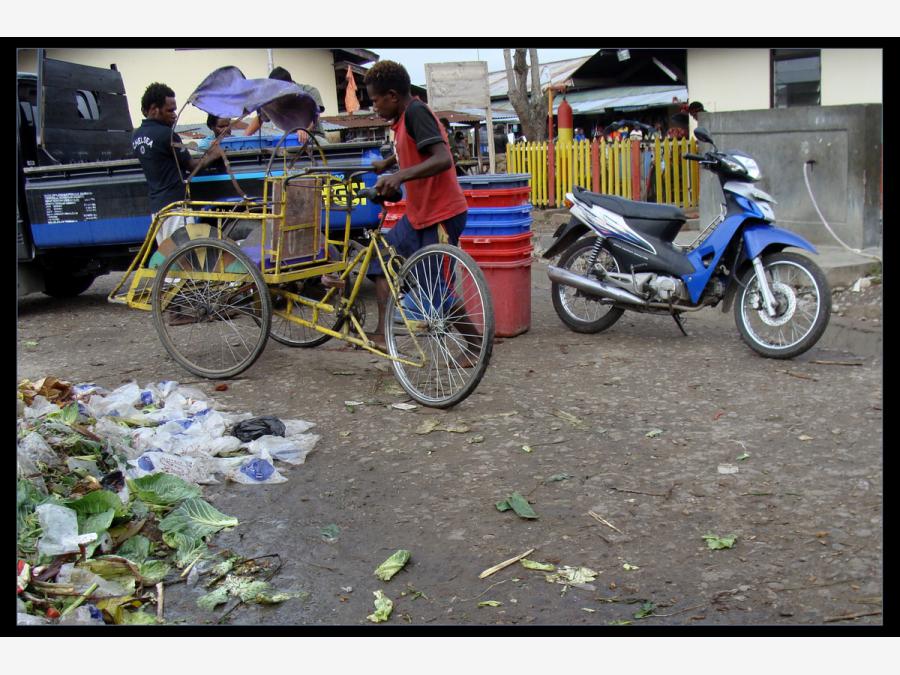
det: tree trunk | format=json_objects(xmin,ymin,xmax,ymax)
[{"xmin": 503, "ymin": 48, "xmax": 548, "ymax": 142}]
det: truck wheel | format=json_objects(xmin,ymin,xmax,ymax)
[{"xmin": 43, "ymin": 272, "xmax": 97, "ymax": 298}]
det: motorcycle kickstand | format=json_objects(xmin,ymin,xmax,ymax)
[{"xmin": 672, "ymin": 312, "xmax": 688, "ymax": 336}]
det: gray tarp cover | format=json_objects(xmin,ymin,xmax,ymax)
[{"xmin": 187, "ymin": 66, "xmax": 319, "ymax": 131}]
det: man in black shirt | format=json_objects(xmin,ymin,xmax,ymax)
[{"xmin": 132, "ymin": 82, "xmax": 223, "ymax": 244}]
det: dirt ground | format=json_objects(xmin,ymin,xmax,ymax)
[{"xmin": 16, "ymin": 257, "xmax": 883, "ymax": 627}]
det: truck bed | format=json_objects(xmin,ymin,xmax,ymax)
[{"xmin": 23, "ymin": 141, "xmax": 382, "ymax": 249}]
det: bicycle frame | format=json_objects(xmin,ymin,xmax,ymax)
[{"xmin": 269, "ymin": 222, "xmax": 428, "ymax": 367}]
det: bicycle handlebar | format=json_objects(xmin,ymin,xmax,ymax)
[
  {"xmin": 683, "ymin": 153, "xmax": 705, "ymax": 161},
  {"xmin": 356, "ymin": 187, "xmax": 403, "ymax": 204}
]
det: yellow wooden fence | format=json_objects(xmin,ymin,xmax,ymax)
[{"xmin": 506, "ymin": 138, "xmax": 700, "ymax": 210}]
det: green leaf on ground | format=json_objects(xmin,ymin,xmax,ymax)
[
  {"xmin": 128, "ymin": 474, "xmax": 202, "ymax": 506},
  {"xmin": 506, "ymin": 492, "xmax": 538, "ymax": 519},
  {"xmin": 119, "ymin": 609, "xmax": 158, "ymax": 625},
  {"xmin": 736, "ymin": 452, "xmax": 751, "ymax": 461},
  {"xmin": 367, "ymin": 590, "xmax": 393, "ymax": 623},
  {"xmin": 67, "ymin": 490, "xmax": 128, "ymax": 519},
  {"xmin": 495, "ymin": 500, "xmax": 512, "ymax": 512},
  {"xmin": 633, "ymin": 601, "xmax": 656, "ymax": 619},
  {"xmin": 320, "ymin": 524, "xmax": 340, "ymax": 541},
  {"xmin": 520, "ymin": 559, "xmax": 556, "ymax": 571},
  {"xmin": 521, "ymin": 445, "xmax": 533, "ymax": 453},
  {"xmin": 703, "ymin": 534, "xmax": 737, "ymax": 550},
  {"xmin": 608, "ymin": 619, "xmax": 632, "ymax": 626},
  {"xmin": 374, "ymin": 550, "xmax": 411, "ymax": 581},
  {"xmin": 116, "ymin": 535, "xmax": 151, "ymax": 563},
  {"xmin": 545, "ymin": 566, "xmax": 598, "ymax": 585},
  {"xmin": 478, "ymin": 600, "xmax": 502, "ymax": 607},
  {"xmin": 547, "ymin": 474, "xmax": 573, "ymax": 482},
  {"xmin": 622, "ymin": 562, "xmax": 640, "ymax": 571},
  {"xmin": 159, "ymin": 499, "xmax": 237, "ymax": 560},
  {"xmin": 645, "ymin": 429, "xmax": 664, "ymax": 438}
]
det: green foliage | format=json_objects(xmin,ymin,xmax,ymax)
[{"xmin": 128, "ymin": 474, "xmax": 202, "ymax": 507}]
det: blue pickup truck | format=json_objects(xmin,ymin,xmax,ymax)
[{"xmin": 17, "ymin": 52, "xmax": 381, "ymax": 298}]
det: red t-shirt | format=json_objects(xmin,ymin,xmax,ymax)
[{"xmin": 392, "ymin": 99, "xmax": 467, "ymax": 230}]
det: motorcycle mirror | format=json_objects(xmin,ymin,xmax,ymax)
[{"xmin": 693, "ymin": 127, "xmax": 715, "ymax": 147}]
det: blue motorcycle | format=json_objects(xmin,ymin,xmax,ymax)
[{"xmin": 544, "ymin": 126, "xmax": 830, "ymax": 359}]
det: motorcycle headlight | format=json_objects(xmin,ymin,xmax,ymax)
[{"xmin": 734, "ymin": 155, "xmax": 762, "ymax": 181}]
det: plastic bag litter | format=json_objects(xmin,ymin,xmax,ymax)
[
  {"xmin": 56, "ymin": 563, "xmax": 132, "ymax": 597},
  {"xmin": 231, "ymin": 416, "xmax": 286, "ymax": 442},
  {"xmin": 58, "ymin": 605, "xmax": 105, "ymax": 625},
  {"xmin": 24, "ymin": 395, "xmax": 61, "ymax": 420},
  {"xmin": 88, "ymin": 382, "xmax": 143, "ymax": 418},
  {"xmin": 127, "ymin": 451, "xmax": 235, "ymax": 485},
  {"xmin": 283, "ymin": 419, "xmax": 316, "ymax": 436},
  {"xmin": 17, "ymin": 613, "xmax": 50, "ymax": 625},
  {"xmin": 35, "ymin": 503, "xmax": 98, "ymax": 556},
  {"xmin": 18, "ymin": 431, "xmax": 63, "ymax": 468},
  {"xmin": 224, "ymin": 450, "xmax": 288, "ymax": 484},
  {"xmin": 247, "ymin": 434, "xmax": 319, "ymax": 465}
]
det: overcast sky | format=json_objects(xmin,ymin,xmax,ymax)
[{"xmin": 365, "ymin": 48, "xmax": 597, "ymax": 86}]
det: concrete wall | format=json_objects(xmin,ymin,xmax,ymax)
[
  {"xmin": 17, "ymin": 48, "xmax": 339, "ymax": 126},
  {"xmin": 686, "ymin": 49, "xmax": 771, "ymax": 112},
  {"xmin": 821, "ymin": 49, "xmax": 883, "ymax": 106},
  {"xmin": 698, "ymin": 105, "xmax": 882, "ymax": 250}
]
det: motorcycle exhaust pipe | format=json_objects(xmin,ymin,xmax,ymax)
[{"xmin": 547, "ymin": 265, "xmax": 647, "ymax": 306}]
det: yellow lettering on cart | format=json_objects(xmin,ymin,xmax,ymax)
[{"xmin": 323, "ymin": 180, "xmax": 367, "ymax": 207}]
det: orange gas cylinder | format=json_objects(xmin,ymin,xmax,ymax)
[{"xmin": 557, "ymin": 98, "xmax": 573, "ymax": 144}]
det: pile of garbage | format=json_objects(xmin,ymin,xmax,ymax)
[{"xmin": 16, "ymin": 377, "xmax": 318, "ymax": 625}]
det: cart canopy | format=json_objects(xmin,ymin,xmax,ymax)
[{"xmin": 187, "ymin": 66, "xmax": 319, "ymax": 131}]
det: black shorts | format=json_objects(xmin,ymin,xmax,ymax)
[{"xmin": 367, "ymin": 211, "xmax": 467, "ymax": 278}]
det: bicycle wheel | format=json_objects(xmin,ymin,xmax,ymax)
[
  {"xmin": 151, "ymin": 237, "xmax": 271, "ymax": 379},
  {"xmin": 385, "ymin": 243, "xmax": 494, "ymax": 408}
]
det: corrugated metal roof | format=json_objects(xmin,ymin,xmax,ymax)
[
  {"xmin": 488, "ymin": 55, "xmax": 592, "ymax": 98},
  {"xmin": 491, "ymin": 84, "xmax": 688, "ymax": 116}
]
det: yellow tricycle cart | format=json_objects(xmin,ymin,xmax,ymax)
[{"xmin": 109, "ymin": 67, "xmax": 494, "ymax": 408}]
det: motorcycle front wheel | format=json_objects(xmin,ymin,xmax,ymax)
[
  {"xmin": 551, "ymin": 238, "xmax": 625, "ymax": 333},
  {"xmin": 734, "ymin": 251, "xmax": 831, "ymax": 359}
]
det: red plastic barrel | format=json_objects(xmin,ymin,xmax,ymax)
[
  {"xmin": 460, "ymin": 235, "xmax": 532, "ymax": 337},
  {"xmin": 462, "ymin": 258, "xmax": 532, "ymax": 338}
]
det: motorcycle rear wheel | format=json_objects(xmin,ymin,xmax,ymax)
[{"xmin": 551, "ymin": 238, "xmax": 625, "ymax": 333}]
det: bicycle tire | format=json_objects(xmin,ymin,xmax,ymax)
[{"xmin": 385, "ymin": 243, "xmax": 494, "ymax": 408}]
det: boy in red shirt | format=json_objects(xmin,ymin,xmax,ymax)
[{"xmin": 364, "ymin": 61, "xmax": 479, "ymax": 361}]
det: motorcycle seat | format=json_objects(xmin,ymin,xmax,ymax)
[
  {"xmin": 572, "ymin": 187, "xmax": 686, "ymax": 242},
  {"xmin": 574, "ymin": 187, "xmax": 686, "ymax": 222}
]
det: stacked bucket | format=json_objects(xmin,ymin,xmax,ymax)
[
  {"xmin": 457, "ymin": 173, "xmax": 533, "ymax": 337},
  {"xmin": 382, "ymin": 173, "xmax": 533, "ymax": 337}
]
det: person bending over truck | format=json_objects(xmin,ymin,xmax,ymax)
[
  {"xmin": 362, "ymin": 60, "xmax": 480, "ymax": 365},
  {"xmin": 244, "ymin": 66, "xmax": 324, "ymax": 144},
  {"xmin": 132, "ymin": 82, "xmax": 223, "ymax": 245}
]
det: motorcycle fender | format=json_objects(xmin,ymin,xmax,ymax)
[
  {"xmin": 542, "ymin": 218, "xmax": 590, "ymax": 259},
  {"xmin": 722, "ymin": 225, "xmax": 819, "ymax": 313},
  {"xmin": 742, "ymin": 224, "xmax": 818, "ymax": 261}
]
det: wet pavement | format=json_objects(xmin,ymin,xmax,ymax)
[{"xmin": 16, "ymin": 247, "xmax": 883, "ymax": 626}]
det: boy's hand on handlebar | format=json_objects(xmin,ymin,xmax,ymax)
[{"xmin": 375, "ymin": 173, "xmax": 404, "ymax": 195}]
